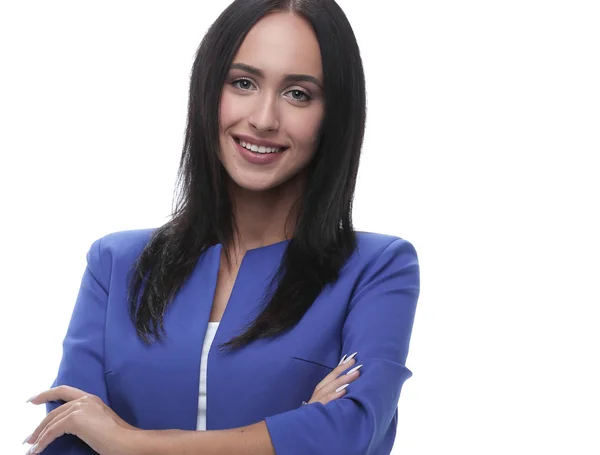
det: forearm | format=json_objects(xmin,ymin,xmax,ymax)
[{"xmin": 133, "ymin": 421, "xmax": 276, "ymax": 455}]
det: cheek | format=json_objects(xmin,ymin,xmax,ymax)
[
  {"xmin": 219, "ymin": 91, "xmax": 238, "ymax": 131},
  {"xmin": 288, "ymin": 107, "xmax": 324, "ymax": 150}
]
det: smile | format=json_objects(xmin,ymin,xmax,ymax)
[{"xmin": 234, "ymin": 137, "xmax": 288, "ymax": 154}]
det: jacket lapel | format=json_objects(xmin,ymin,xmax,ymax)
[{"xmin": 150, "ymin": 244, "xmax": 221, "ymax": 430}]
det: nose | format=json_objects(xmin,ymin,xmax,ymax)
[{"xmin": 248, "ymin": 93, "xmax": 280, "ymax": 132}]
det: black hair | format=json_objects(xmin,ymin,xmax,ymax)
[{"xmin": 128, "ymin": 0, "xmax": 366, "ymax": 351}]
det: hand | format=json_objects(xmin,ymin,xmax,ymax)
[
  {"xmin": 24, "ymin": 385, "xmax": 140, "ymax": 454},
  {"xmin": 305, "ymin": 352, "xmax": 362, "ymax": 405}
]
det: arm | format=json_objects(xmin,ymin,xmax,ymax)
[
  {"xmin": 265, "ymin": 238, "xmax": 420, "ymax": 454},
  {"xmin": 134, "ymin": 238, "xmax": 419, "ymax": 455},
  {"xmin": 43, "ymin": 238, "xmax": 111, "ymax": 454},
  {"xmin": 134, "ymin": 422, "xmax": 275, "ymax": 455}
]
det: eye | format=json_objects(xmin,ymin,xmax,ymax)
[
  {"xmin": 231, "ymin": 78, "xmax": 256, "ymax": 91},
  {"xmin": 285, "ymin": 89, "xmax": 311, "ymax": 102}
]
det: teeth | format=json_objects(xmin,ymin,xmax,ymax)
[{"xmin": 239, "ymin": 139, "xmax": 282, "ymax": 154}]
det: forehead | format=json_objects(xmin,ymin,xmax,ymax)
[{"xmin": 233, "ymin": 12, "xmax": 322, "ymax": 79}]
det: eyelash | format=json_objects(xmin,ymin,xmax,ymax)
[{"xmin": 231, "ymin": 78, "xmax": 312, "ymax": 102}]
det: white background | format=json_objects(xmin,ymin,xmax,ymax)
[{"xmin": 1, "ymin": 0, "xmax": 598, "ymax": 453}]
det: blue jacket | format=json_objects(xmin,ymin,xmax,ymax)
[{"xmin": 45, "ymin": 228, "xmax": 420, "ymax": 454}]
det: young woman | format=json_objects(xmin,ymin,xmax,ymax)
[{"xmin": 25, "ymin": 0, "xmax": 420, "ymax": 454}]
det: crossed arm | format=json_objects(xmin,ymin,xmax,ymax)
[
  {"xmin": 25, "ymin": 237, "xmax": 419, "ymax": 455},
  {"xmin": 25, "ymin": 355, "xmax": 361, "ymax": 454},
  {"xmin": 25, "ymin": 389, "xmax": 276, "ymax": 455}
]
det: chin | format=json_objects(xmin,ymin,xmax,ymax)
[{"xmin": 229, "ymin": 175, "xmax": 282, "ymax": 193}]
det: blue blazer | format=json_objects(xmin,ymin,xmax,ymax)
[{"xmin": 45, "ymin": 229, "xmax": 420, "ymax": 455}]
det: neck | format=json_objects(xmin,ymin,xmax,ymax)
[{"xmin": 224, "ymin": 174, "xmax": 305, "ymax": 262}]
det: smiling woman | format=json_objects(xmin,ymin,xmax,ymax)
[{"xmin": 25, "ymin": 1, "xmax": 420, "ymax": 454}]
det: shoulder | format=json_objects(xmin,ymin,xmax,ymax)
[
  {"xmin": 85, "ymin": 227, "xmax": 158, "ymax": 277},
  {"xmin": 344, "ymin": 231, "xmax": 420, "ymax": 291},
  {"xmin": 97, "ymin": 227, "xmax": 157, "ymax": 256},
  {"xmin": 353, "ymin": 231, "xmax": 418, "ymax": 262}
]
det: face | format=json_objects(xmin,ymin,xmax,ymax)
[{"xmin": 218, "ymin": 12, "xmax": 325, "ymax": 192}]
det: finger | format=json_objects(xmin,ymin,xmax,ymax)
[
  {"xmin": 315, "ymin": 357, "xmax": 356, "ymax": 392},
  {"xmin": 313, "ymin": 364, "xmax": 362, "ymax": 402},
  {"xmin": 314, "ymin": 358, "xmax": 357, "ymax": 394},
  {"xmin": 317, "ymin": 384, "xmax": 348, "ymax": 405},
  {"xmin": 27, "ymin": 402, "xmax": 73, "ymax": 444},
  {"xmin": 28, "ymin": 385, "xmax": 88, "ymax": 405},
  {"xmin": 337, "ymin": 351, "xmax": 358, "ymax": 367},
  {"xmin": 31, "ymin": 409, "xmax": 82, "ymax": 454},
  {"xmin": 317, "ymin": 352, "xmax": 359, "ymax": 390},
  {"xmin": 27, "ymin": 400, "xmax": 82, "ymax": 446}
]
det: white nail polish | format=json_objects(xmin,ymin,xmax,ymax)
[
  {"xmin": 23, "ymin": 434, "xmax": 31, "ymax": 444},
  {"xmin": 346, "ymin": 364, "xmax": 363, "ymax": 375},
  {"xmin": 338, "ymin": 354, "xmax": 347, "ymax": 366},
  {"xmin": 342, "ymin": 351, "xmax": 358, "ymax": 364},
  {"xmin": 29, "ymin": 444, "xmax": 38, "ymax": 454},
  {"xmin": 335, "ymin": 383, "xmax": 349, "ymax": 393}
]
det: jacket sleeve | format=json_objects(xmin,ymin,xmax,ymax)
[
  {"xmin": 264, "ymin": 239, "xmax": 420, "ymax": 455},
  {"xmin": 43, "ymin": 238, "xmax": 111, "ymax": 454}
]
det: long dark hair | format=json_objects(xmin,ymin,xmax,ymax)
[{"xmin": 128, "ymin": 0, "xmax": 366, "ymax": 351}]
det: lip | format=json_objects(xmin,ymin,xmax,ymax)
[
  {"xmin": 234, "ymin": 134, "xmax": 288, "ymax": 149},
  {"xmin": 232, "ymin": 136, "xmax": 286, "ymax": 166}
]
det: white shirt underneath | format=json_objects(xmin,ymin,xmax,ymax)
[{"xmin": 196, "ymin": 321, "xmax": 220, "ymax": 431}]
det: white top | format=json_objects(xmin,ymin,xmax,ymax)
[{"xmin": 196, "ymin": 321, "xmax": 220, "ymax": 431}]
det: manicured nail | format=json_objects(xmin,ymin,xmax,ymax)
[
  {"xmin": 338, "ymin": 354, "xmax": 347, "ymax": 366},
  {"xmin": 23, "ymin": 434, "xmax": 32, "ymax": 444},
  {"xmin": 342, "ymin": 352, "xmax": 358, "ymax": 364},
  {"xmin": 26, "ymin": 395, "xmax": 38, "ymax": 403},
  {"xmin": 346, "ymin": 364, "xmax": 363, "ymax": 375},
  {"xmin": 29, "ymin": 444, "xmax": 38, "ymax": 454},
  {"xmin": 335, "ymin": 383, "xmax": 349, "ymax": 393}
]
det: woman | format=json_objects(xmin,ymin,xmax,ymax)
[{"xmin": 25, "ymin": 0, "xmax": 420, "ymax": 454}]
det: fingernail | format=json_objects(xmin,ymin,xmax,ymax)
[
  {"xmin": 337, "ymin": 354, "xmax": 347, "ymax": 366},
  {"xmin": 342, "ymin": 352, "xmax": 358, "ymax": 364},
  {"xmin": 23, "ymin": 434, "xmax": 32, "ymax": 444},
  {"xmin": 29, "ymin": 444, "xmax": 38, "ymax": 454},
  {"xmin": 346, "ymin": 364, "xmax": 363, "ymax": 375},
  {"xmin": 26, "ymin": 395, "xmax": 37, "ymax": 403},
  {"xmin": 335, "ymin": 383, "xmax": 349, "ymax": 393}
]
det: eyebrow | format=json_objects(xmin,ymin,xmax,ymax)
[{"xmin": 230, "ymin": 63, "xmax": 323, "ymax": 89}]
